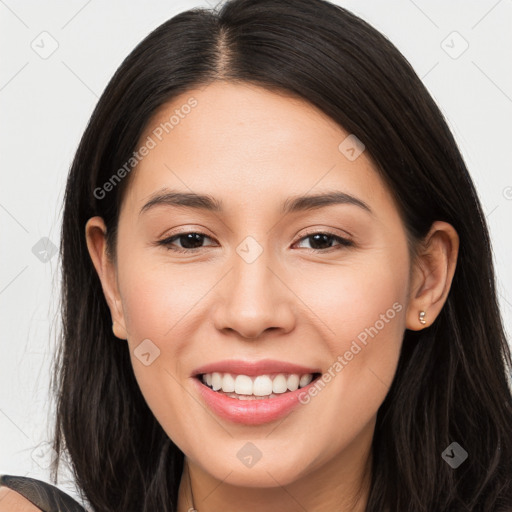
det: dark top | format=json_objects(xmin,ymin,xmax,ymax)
[{"xmin": 0, "ymin": 474, "xmax": 86, "ymax": 512}]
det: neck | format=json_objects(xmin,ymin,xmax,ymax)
[{"xmin": 177, "ymin": 422, "xmax": 373, "ymax": 512}]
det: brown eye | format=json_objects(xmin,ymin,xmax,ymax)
[
  {"xmin": 157, "ymin": 232, "xmax": 216, "ymax": 253},
  {"xmin": 294, "ymin": 232, "xmax": 354, "ymax": 252}
]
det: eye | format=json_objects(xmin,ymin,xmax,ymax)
[
  {"xmin": 293, "ymin": 231, "xmax": 354, "ymax": 252},
  {"xmin": 156, "ymin": 231, "xmax": 216, "ymax": 253},
  {"xmin": 156, "ymin": 230, "xmax": 353, "ymax": 254}
]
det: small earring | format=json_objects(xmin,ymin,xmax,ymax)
[{"xmin": 419, "ymin": 310, "xmax": 426, "ymax": 325}]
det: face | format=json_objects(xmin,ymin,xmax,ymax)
[{"xmin": 91, "ymin": 81, "xmax": 414, "ymax": 490}]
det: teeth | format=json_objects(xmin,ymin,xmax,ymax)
[
  {"xmin": 299, "ymin": 374, "xmax": 313, "ymax": 387},
  {"xmin": 234, "ymin": 375, "xmax": 253, "ymax": 395},
  {"xmin": 272, "ymin": 374, "xmax": 287, "ymax": 394},
  {"xmin": 253, "ymin": 375, "xmax": 273, "ymax": 396},
  {"xmin": 223, "ymin": 373, "xmax": 236, "ymax": 393},
  {"xmin": 211, "ymin": 372, "xmax": 223, "ymax": 391},
  {"xmin": 201, "ymin": 371, "xmax": 316, "ymax": 397},
  {"xmin": 287, "ymin": 374, "xmax": 300, "ymax": 391}
]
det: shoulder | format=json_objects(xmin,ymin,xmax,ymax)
[
  {"xmin": 0, "ymin": 485, "xmax": 42, "ymax": 511},
  {"xmin": 0, "ymin": 474, "xmax": 86, "ymax": 512}
]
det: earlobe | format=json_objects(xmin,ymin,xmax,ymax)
[
  {"xmin": 85, "ymin": 216, "xmax": 128, "ymax": 340},
  {"xmin": 405, "ymin": 221, "xmax": 459, "ymax": 331},
  {"xmin": 112, "ymin": 320, "xmax": 128, "ymax": 340}
]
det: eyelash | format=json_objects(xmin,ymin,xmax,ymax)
[{"xmin": 156, "ymin": 230, "xmax": 354, "ymax": 254}]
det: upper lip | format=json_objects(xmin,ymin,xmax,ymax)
[{"xmin": 191, "ymin": 359, "xmax": 321, "ymax": 377}]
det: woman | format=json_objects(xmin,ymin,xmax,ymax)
[{"xmin": 1, "ymin": 0, "xmax": 511, "ymax": 510}]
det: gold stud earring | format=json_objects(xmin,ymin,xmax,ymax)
[{"xmin": 419, "ymin": 310, "xmax": 426, "ymax": 325}]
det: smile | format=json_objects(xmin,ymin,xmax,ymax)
[
  {"xmin": 192, "ymin": 363, "xmax": 323, "ymax": 425},
  {"xmin": 199, "ymin": 372, "xmax": 318, "ymax": 399}
]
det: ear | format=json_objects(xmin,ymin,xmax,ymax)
[
  {"xmin": 85, "ymin": 216, "xmax": 128, "ymax": 340},
  {"xmin": 405, "ymin": 220, "xmax": 459, "ymax": 331}
]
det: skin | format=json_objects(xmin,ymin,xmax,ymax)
[
  {"xmin": 0, "ymin": 486, "xmax": 41, "ymax": 512},
  {"xmin": 85, "ymin": 81, "xmax": 459, "ymax": 512}
]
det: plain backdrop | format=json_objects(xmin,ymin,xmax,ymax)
[{"xmin": 1, "ymin": 0, "xmax": 511, "ymax": 507}]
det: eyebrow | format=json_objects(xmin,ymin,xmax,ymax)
[{"xmin": 139, "ymin": 189, "xmax": 372, "ymax": 216}]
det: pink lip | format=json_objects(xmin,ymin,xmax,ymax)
[
  {"xmin": 192, "ymin": 374, "xmax": 320, "ymax": 425},
  {"xmin": 191, "ymin": 358, "xmax": 321, "ymax": 377},
  {"xmin": 190, "ymin": 359, "xmax": 322, "ymax": 425}
]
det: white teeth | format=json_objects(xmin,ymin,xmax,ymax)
[
  {"xmin": 272, "ymin": 374, "xmax": 288, "ymax": 394},
  {"xmin": 222, "ymin": 373, "xmax": 235, "ymax": 393},
  {"xmin": 253, "ymin": 375, "xmax": 273, "ymax": 396},
  {"xmin": 299, "ymin": 374, "xmax": 313, "ymax": 387},
  {"xmin": 287, "ymin": 374, "xmax": 300, "ymax": 391},
  {"xmin": 211, "ymin": 372, "xmax": 222, "ymax": 391},
  {"xmin": 201, "ymin": 371, "xmax": 316, "ymax": 396},
  {"xmin": 234, "ymin": 375, "xmax": 253, "ymax": 395}
]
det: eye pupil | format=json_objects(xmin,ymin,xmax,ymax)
[
  {"xmin": 180, "ymin": 233, "xmax": 205, "ymax": 249},
  {"xmin": 309, "ymin": 233, "xmax": 332, "ymax": 250}
]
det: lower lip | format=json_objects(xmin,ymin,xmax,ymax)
[{"xmin": 192, "ymin": 376, "xmax": 319, "ymax": 425}]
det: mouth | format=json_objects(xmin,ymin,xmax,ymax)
[
  {"xmin": 195, "ymin": 371, "xmax": 323, "ymax": 400},
  {"xmin": 191, "ymin": 359, "xmax": 323, "ymax": 424}
]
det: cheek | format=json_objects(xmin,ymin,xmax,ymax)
[
  {"xmin": 293, "ymin": 241, "xmax": 408, "ymax": 345},
  {"xmin": 115, "ymin": 257, "xmax": 204, "ymax": 439},
  {"xmin": 296, "ymin": 246, "xmax": 409, "ymax": 438},
  {"xmin": 118, "ymin": 256, "xmax": 209, "ymax": 340},
  {"xmin": 113, "ymin": 252, "xmax": 204, "ymax": 388}
]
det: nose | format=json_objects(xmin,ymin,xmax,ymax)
[{"xmin": 211, "ymin": 247, "xmax": 296, "ymax": 340}]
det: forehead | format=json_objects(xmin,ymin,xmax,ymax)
[{"xmin": 123, "ymin": 81, "xmax": 390, "ymax": 216}]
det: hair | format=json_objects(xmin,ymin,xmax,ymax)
[{"xmin": 50, "ymin": 0, "xmax": 512, "ymax": 510}]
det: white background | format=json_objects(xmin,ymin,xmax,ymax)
[{"xmin": 1, "ymin": 0, "xmax": 511, "ymax": 507}]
